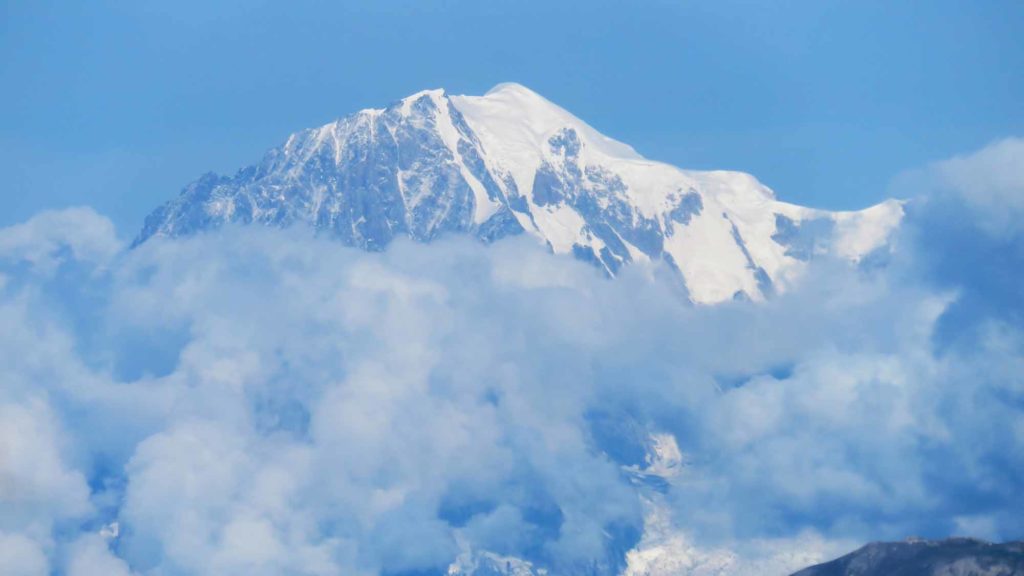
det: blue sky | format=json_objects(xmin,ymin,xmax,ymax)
[
  {"xmin": 1, "ymin": 4, "xmax": 1024, "ymax": 573},
  {"xmin": 1, "ymin": 0, "xmax": 1020, "ymax": 232}
]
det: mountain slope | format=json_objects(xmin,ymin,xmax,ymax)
[
  {"xmin": 135, "ymin": 83, "xmax": 902, "ymax": 304},
  {"xmin": 790, "ymin": 538, "xmax": 1024, "ymax": 576}
]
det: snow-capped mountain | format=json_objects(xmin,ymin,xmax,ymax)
[{"xmin": 135, "ymin": 83, "xmax": 902, "ymax": 304}]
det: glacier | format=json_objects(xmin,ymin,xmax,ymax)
[{"xmin": 135, "ymin": 82, "xmax": 903, "ymax": 303}]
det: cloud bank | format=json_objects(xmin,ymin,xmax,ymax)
[{"xmin": 0, "ymin": 139, "xmax": 1022, "ymax": 575}]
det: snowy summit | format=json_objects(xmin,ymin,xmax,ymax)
[{"xmin": 136, "ymin": 83, "xmax": 902, "ymax": 304}]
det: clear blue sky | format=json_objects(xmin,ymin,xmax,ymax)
[{"xmin": 1, "ymin": 0, "xmax": 1021, "ymax": 232}]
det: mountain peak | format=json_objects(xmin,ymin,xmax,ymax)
[
  {"xmin": 398, "ymin": 87, "xmax": 448, "ymax": 115},
  {"xmin": 452, "ymin": 83, "xmax": 643, "ymax": 163},
  {"xmin": 134, "ymin": 85, "xmax": 902, "ymax": 304}
]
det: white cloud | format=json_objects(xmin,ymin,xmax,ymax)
[
  {"xmin": 66, "ymin": 535, "xmax": 134, "ymax": 576},
  {"xmin": 0, "ymin": 137, "xmax": 1022, "ymax": 574},
  {"xmin": 0, "ymin": 207, "xmax": 120, "ymax": 276},
  {"xmin": 0, "ymin": 532, "xmax": 49, "ymax": 576},
  {"xmin": 934, "ymin": 138, "xmax": 1024, "ymax": 230},
  {"xmin": 0, "ymin": 400, "xmax": 92, "ymax": 532},
  {"xmin": 895, "ymin": 137, "xmax": 1024, "ymax": 238}
]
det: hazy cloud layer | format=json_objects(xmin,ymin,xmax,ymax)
[{"xmin": 0, "ymin": 139, "xmax": 1022, "ymax": 575}]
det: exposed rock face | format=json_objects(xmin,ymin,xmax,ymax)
[
  {"xmin": 135, "ymin": 83, "xmax": 903, "ymax": 304},
  {"xmin": 790, "ymin": 538, "xmax": 1024, "ymax": 576}
]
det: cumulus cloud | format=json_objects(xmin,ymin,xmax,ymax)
[
  {"xmin": 65, "ymin": 535, "xmax": 134, "ymax": 576},
  {"xmin": 0, "ymin": 138, "xmax": 1021, "ymax": 575},
  {"xmin": 0, "ymin": 532, "xmax": 49, "ymax": 576},
  {"xmin": 0, "ymin": 207, "xmax": 120, "ymax": 276},
  {"xmin": 895, "ymin": 137, "xmax": 1024, "ymax": 346},
  {"xmin": 902, "ymin": 137, "xmax": 1024, "ymax": 238}
]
